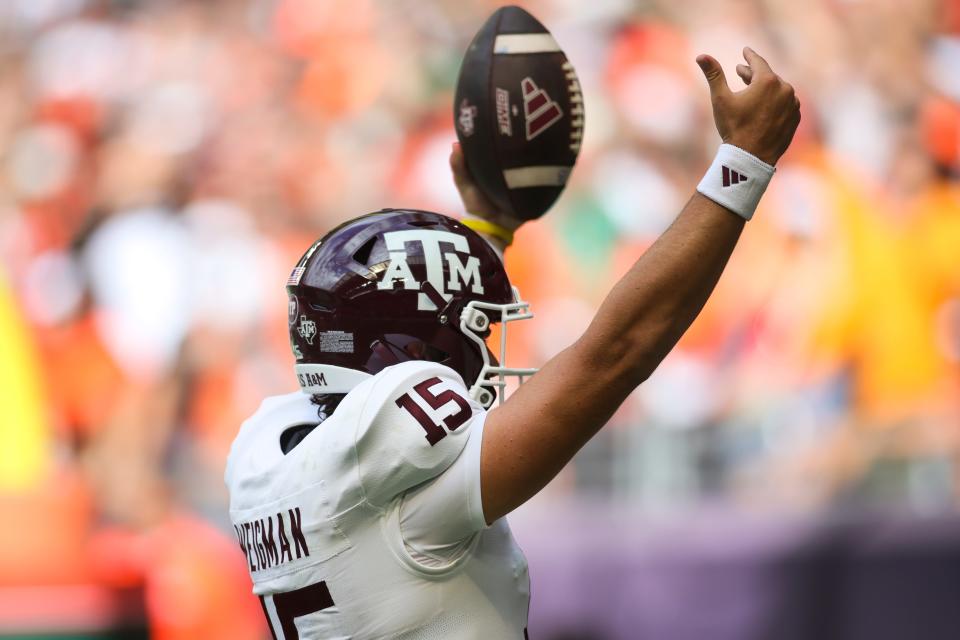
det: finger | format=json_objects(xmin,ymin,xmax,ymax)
[
  {"xmin": 736, "ymin": 64, "xmax": 753, "ymax": 85},
  {"xmin": 696, "ymin": 54, "xmax": 731, "ymax": 99},
  {"xmin": 450, "ymin": 142, "xmax": 463, "ymax": 170},
  {"xmin": 742, "ymin": 46, "xmax": 774, "ymax": 78},
  {"xmin": 449, "ymin": 142, "xmax": 470, "ymax": 187}
]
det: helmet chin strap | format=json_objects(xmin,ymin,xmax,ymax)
[{"xmin": 294, "ymin": 363, "xmax": 373, "ymax": 395}]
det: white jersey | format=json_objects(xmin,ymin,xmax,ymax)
[{"xmin": 225, "ymin": 361, "xmax": 530, "ymax": 639}]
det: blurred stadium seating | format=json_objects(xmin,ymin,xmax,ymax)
[{"xmin": 0, "ymin": 0, "xmax": 957, "ymax": 638}]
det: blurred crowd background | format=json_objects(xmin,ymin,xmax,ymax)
[{"xmin": 1, "ymin": 0, "xmax": 958, "ymax": 638}]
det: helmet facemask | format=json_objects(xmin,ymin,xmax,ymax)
[{"xmin": 459, "ymin": 286, "xmax": 536, "ymax": 408}]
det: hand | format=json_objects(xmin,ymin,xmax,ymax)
[
  {"xmin": 696, "ymin": 47, "xmax": 800, "ymax": 166},
  {"xmin": 449, "ymin": 142, "xmax": 522, "ymax": 232}
]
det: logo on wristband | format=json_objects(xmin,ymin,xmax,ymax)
[{"xmin": 722, "ymin": 166, "xmax": 749, "ymax": 187}]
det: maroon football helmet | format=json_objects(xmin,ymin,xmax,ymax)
[{"xmin": 286, "ymin": 209, "xmax": 535, "ymax": 407}]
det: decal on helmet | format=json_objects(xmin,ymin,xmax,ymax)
[
  {"xmin": 287, "ymin": 238, "xmax": 324, "ymax": 286},
  {"xmin": 377, "ymin": 229, "xmax": 484, "ymax": 311},
  {"xmin": 318, "ymin": 330, "xmax": 354, "ymax": 353},
  {"xmin": 297, "ymin": 315, "xmax": 317, "ymax": 345},
  {"xmin": 288, "ymin": 295, "xmax": 299, "ymax": 325},
  {"xmin": 287, "ymin": 267, "xmax": 306, "ymax": 286}
]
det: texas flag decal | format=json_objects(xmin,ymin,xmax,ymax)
[{"xmin": 522, "ymin": 77, "xmax": 563, "ymax": 141}]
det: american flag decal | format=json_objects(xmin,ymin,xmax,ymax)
[{"xmin": 287, "ymin": 267, "xmax": 306, "ymax": 286}]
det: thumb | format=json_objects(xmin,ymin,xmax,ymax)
[
  {"xmin": 449, "ymin": 142, "xmax": 472, "ymax": 189},
  {"xmin": 696, "ymin": 54, "xmax": 731, "ymax": 98}
]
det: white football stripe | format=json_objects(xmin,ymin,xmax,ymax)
[
  {"xmin": 503, "ymin": 166, "xmax": 570, "ymax": 189},
  {"xmin": 494, "ymin": 33, "xmax": 561, "ymax": 54}
]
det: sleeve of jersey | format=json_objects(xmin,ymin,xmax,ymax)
[
  {"xmin": 354, "ymin": 362, "xmax": 483, "ymax": 510},
  {"xmin": 398, "ymin": 411, "xmax": 488, "ymax": 556}
]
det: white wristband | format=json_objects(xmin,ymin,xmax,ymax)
[{"xmin": 696, "ymin": 143, "xmax": 775, "ymax": 221}]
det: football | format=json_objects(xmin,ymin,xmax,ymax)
[{"xmin": 454, "ymin": 5, "xmax": 584, "ymax": 221}]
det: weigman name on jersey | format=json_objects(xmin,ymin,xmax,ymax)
[
  {"xmin": 377, "ymin": 230, "xmax": 483, "ymax": 311},
  {"xmin": 234, "ymin": 506, "xmax": 311, "ymax": 574}
]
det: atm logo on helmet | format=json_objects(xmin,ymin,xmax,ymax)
[{"xmin": 377, "ymin": 230, "xmax": 484, "ymax": 311}]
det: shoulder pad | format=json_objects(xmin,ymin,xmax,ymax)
[{"xmin": 354, "ymin": 361, "xmax": 483, "ymax": 508}]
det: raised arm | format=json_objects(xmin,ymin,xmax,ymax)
[{"xmin": 463, "ymin": 48, "xmax": 801, "ymax": 523}]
